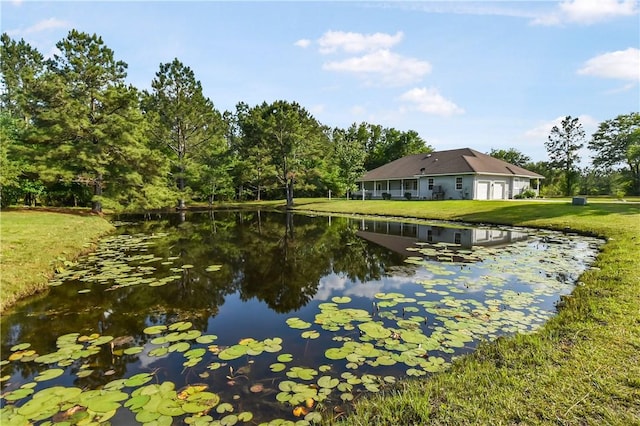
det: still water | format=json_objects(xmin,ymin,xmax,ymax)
[{"xmin": 0, "ymin": 211, "xmax": 603, "ymax": 425}]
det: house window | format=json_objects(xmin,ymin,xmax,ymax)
[
  {"xmin": 454, "ymin": 232, "xmax": 462, "ymax": 245},
  {"xmin": 428, "ymin": 178, "xmax": 434, "ymax": 190},
  {"xmin": 410, "ymin": 180, "xmax": 417, "ymax": 190},
  {"xmin": 427, "ymin": 229, "xmax": 433, "ymax": 242},
  {"xmin": 455, "ymin": 177, "xmax": 463, "ymax": 190},
  {"xmin": 376, "ymin": 183, "xmax": 381, "ymax": 191}
]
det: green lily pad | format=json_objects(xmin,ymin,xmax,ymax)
[
  {"xmin": 218, "ymin": 345, "xmax": 248, "ymax": 360},
  {"xmin": 143, "ymin": 325, "xmax": 167, "ymax": 335},
  {"xmin": 34, "ymin": 368, "xmax": 64, "ymax": 382},
  {"xmin": 358, "ymin": 322, "xmax": 391, "ymax": 339},
  {"xmin": 286, "ymin": 317, "xmax": 312, "ymax": 329}
]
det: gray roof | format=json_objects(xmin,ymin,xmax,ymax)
[{"xmin": 359, "ymin": 148, "xmax": 544, "ymax": 181}]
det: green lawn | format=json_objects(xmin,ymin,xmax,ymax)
[
  {"xmin": 285, "ymin": 199, "xmax": 640, "ymax": 425},
  {"xmin": 0, "ymin": 209, "xmax": 114, "ymax": 313}
]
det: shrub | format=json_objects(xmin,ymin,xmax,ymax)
[
  {"xmin": 404, "ymin": 192, "xmax": 412, "ymax": 200},
  {"xmin": 382, "ymin": 192, "xmax": 391, "ymax": 200}
]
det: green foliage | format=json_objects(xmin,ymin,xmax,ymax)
[
  {"xmin": 589, "ymin": 112, "xmax": 640, "ymax": 195},
  {"xmin": 489, "ymin": 147, "xmax": 531, "ymax": 167}
]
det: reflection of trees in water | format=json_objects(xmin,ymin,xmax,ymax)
[{"xmin": 0, "ymin": 211, "xmax": 404, "ymax": 381}]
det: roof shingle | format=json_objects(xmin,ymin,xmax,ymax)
[{"xmin": 360, "ymin": 148, "xmax": 544, "ymax": 181}]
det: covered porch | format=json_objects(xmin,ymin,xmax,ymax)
[{"xmin": 353, "ymin": 179, "xmax": 419, "ymax": 199}]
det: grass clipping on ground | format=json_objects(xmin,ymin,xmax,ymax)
[
  {"xmin": 0, "ymin": 209, "xmax": 114, "ymax": 313},
  {"xmin": 290, "ymin": 200, "xmax": 640, "ymax": 426}
]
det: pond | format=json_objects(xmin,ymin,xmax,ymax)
[{"xmin": 1, "ymin": 211, "xmax": 603, "ymax": 425}]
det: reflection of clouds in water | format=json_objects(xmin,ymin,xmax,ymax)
[
  {"xmin": 136, "ymin": 349, "xmax": 158, "ymax": 370},
  {"xmin": 313, "ymin": 273, "xmax": 414, "ymax": 301},
  {"xmin": 313, "ymin": 273, "xmax": 350, "ymax": 301}
]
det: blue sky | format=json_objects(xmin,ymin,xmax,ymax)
[{"xmin": 2, "ymin": 1, "xmax": 639, "ymax": 162}]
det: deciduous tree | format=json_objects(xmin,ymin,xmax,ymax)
[
  {"xmin": 489, "ymin": 148, "xmax": 531, "ymax": 167},
  {"xmin": 588, "ymin": 112, "xmax": 640, "ymax": 195}
]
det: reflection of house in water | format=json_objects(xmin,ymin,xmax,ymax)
[{"xmin": 352, "ymin": 219, "xmax": 528, "ymax": 262}]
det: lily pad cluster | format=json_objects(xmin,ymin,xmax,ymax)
[{"xmin": 49, "ymin": 232, "xmax": 225, "ymax": 291}]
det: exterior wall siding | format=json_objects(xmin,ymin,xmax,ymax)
[{"xmin": 360, "ymin": 175, "xmax": 534, "ymax": 200}]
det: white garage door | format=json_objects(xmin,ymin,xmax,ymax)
[
  {"xmin": 493, "ymin": 182, "xmax": 505, "ymax": 200},
  {"xmin": 477, "ymin": 181, "xmax": 490, "ymax": 200}
]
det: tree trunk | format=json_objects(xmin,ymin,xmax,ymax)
[
  {"xmin": 286, "ymin": 179, "xmax": 294, "ymax": 209},
  {"xmin": 92, "ymin": 173, "xmax": 103, "ymax": 213},
  {"xmin": 177, "ymin": 164, "xmax": 186, "ymax": 210}
]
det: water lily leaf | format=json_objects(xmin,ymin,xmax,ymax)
[
  {"xmin": 91, "ymin": 335, "xmax": 114, "ymax": 346},
  {"xmin": 331, "ymin": 296, "xmax": 351, "ymax": 304},
  {"xmin": 181, "ymin": 264, "xmax": 194, "ymax": 269},
  {"xmin": 169, "ymin": 342, "xmax": 191, "ymax": 353},
  {"xmin": 237, "ymin": 411, "xmax": 253, "ymax": 422},
  {"xmin": 216, "ymin": 402, "xmax": 234, "ymax": 414},
  {"xmin": 286, "ymin": 317, "xmax": 312, "ymax": 329},
  {"xmin": 143, "ymin": 325, "xmax": 167, "ymax": 335},
  {"xmin": 287, "ymin": 367, "xmax": 318, "ymax": 380},
  {"xmin": 205, "ymin": 265, "xmax": 223, "ymax": 272},
  {"xmin": 317, "ymin": 376, "xmax": 339, "ymax": 389},
  {"xmin": 149, "ymin": 346, "xmax": 169, "ymax": 357},
  {"xmin": 218, "ymin": 345, "xmax": 248, "ymax": 360},
  {"xmin": 184, "ymin": 348, "xmax": 206, "ymax": 359},
  {"xmin": 277, "ymin": 353, "xmax": 293, "ymax": 362},
  {"xmin": 3, "ymin": 387, "xmax": 34, "ymax": 401},
  {"xmin": 301, "ymin": 330, "xmax": 320, "ymax": 339},
  {"xmin": 123, "ymin": 346, "xmax": 144, "ymax": 355},
  {"xmin": 270, "ymin": 363, "xmax": 286, "ymax": 372},
  {"xmin": 85, "ymin": 390, "xmax": 128, "ymax": 413},
  {"xmin": 221, "ymin": 414, "xmax": 239, "ymax": 426},
  {"xmin": 124, "ymin": 394, "xmax": 150, "ymax": 411},
  {"xmin": 341, "ymin": 392, "xmax": 354, "ymax": 401},
  {"xmin": 34, "ymin": 368, "xmax": 64, "ymax": 382},
  {"xmin": 305, "ymin": 411, "xmax": 323, "ymax": 423},
  {"xmin": 169, "ymin": 321, "xmax": 193, "ymax": 331},
  {"xmin": 124, "ymin": 373, "xmax": 154, "ymax": 387},
  {"xmin": 325, "ymin": 347, "xmax": 349, "ymax": 360},
  {"xmin": 10, "ymin": 343, "xmax": 31, "ymax": 351},
  {"xmin": 358, "ymin": 322, "xmax": 391, "ymax": 339},
  {"xmin": 196, "ymin": 335, "xmax": 217, "ymax": 344}
]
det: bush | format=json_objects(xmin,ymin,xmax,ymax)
[
  {"xmin": 513, "ymin": 188, "xmax": 536, "ymax": 199},
  {"xmin": 404, "ymin": 192, "xmax": 412, "ymax": 200},
  {"xmin": 382, "ymin": 192, "xmax": 391, "ymax": 200}
]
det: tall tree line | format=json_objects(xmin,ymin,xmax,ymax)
[
  {"xmin": 2, "ymin": 31, "xmax": 638, "ymax": 210},
  {"xmin": 1, "ymin": 31, "xmax": 431, "ymax": 211},
  {"xmin": 489, "ymin": 112, "xmax": 640, "ymax": 197}
]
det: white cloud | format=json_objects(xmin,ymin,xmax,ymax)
[
  {"xmin": 294, "ymin": 39, "xmax": 311, "ymax": 48},
  {"xmin": 577, "ymin": 48, "xmax": 640, "ymax": 81},
  {"xmin": 6, "ymin": 17, "xmax": 70, "ymax": 37},
  {"xmin": 532, "ymin": 0, "xmax": 638, "ymax": 25},
  {"xmin": 323, "ymin": 49, "xmax": 431, "ymax": 86},
  {"xmin": 318, "ymin": 30, "xmax": 403, "ymax": 54},
  {"xmin": 398, "ymin": 87, "xmax": 464, "ymax": 117}
]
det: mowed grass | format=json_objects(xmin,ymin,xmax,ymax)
[
  {"xmin": 286, "ymin": 199, "xmax": 640, "ymax": 425},
  {"xmin": 0, "ymin": 209, "xmax": 114, "ymax": 313}
]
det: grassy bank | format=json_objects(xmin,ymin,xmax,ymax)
[
  {"xmin": 287, "ymin": 199, "xmax": 640, "ymax": 425},
  {"xmin": 0, "ymin": 209, "xmax": 114, "ymax": 313}
]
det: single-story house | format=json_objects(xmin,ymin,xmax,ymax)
[{"xmin": 355, "ymin": 147, "xmax": 544, "ymax": 200}]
